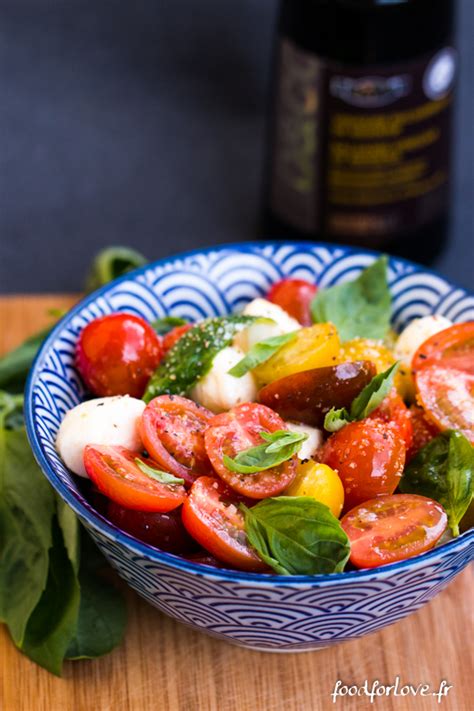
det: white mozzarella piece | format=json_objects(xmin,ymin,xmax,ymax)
[
  {"xmin": 234, "ymin": 298, "xmax": 301, "ymax": 352},
  {"xmin": 394, "ymin": 315, "xmax": 452, "ymax": 369},
  {"xmin": 56, "ymin": 395, "xmax": 145, "ymax": 477},
  {"xmin": 285, "ymin": 421, "xmax": 323, "ymax": 461},
  {"xmin": 190, "ymin": 346, "xmax": 257, "ymax": 413}
]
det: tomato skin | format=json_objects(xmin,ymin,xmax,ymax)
[
  {"xmin": 412, "ymin": 322, "xmax": 474, "ymax": 441},
  {"xmin": 254, "ymin": 323, "xmax": 340, "ymax": 385},
  {"xmin": 266, "ymin": 278, "xmax": 318, "ymax": 326},
  {"xmin": 83, "ymin": 445, "xmax": 186, "ymax": 512},
  {"xmin": 320, "ymin": 419, "xmax": 406, "ymax": 511},
  {"xmin": 181, "ymin": 476, "xmax": 267, "ymax": 572},
  {"xmin": 341, "ymin": 494, "xmax": 448, "ymax": 568},
  {"xmin": 369, "ymin": 390, "xmax": 413, "ymax": 450},
  {"xmin": 162, "ymin": 324, "xmax": 193, "ymax": 353},
  {"xmin": 259, "ymin": 360, "xmax": 376, "ymax": 427},
  {"xmin": 139, "ymin": 395, "xmax": 213, "ymax": 487},
  {"xmin": 76, "ymin": 313, "xmax": 163, "ymax": 398},
  {"xmin": 204, "ymin": 403, "xmax": 297, "ymax": 499},
  {"xmin": 285, "ymin": 461, "xmax": 344, "ymax": 518},
  {"xmin": 406, "ymin": 405, "xmax": 439, "ymax": 462},
  {"xmin": 107, "ymin": 501, "xmax": 197, "ymax": 553},
  {"xmin": 412, "ymin": 322, "xmax": 474, "ymax": 374}
]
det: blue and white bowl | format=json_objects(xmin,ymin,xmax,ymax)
[{"xmin": 25, "ymin": 242, "xmax": 474, "ymax": 652}]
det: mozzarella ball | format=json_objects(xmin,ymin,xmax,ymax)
[
  {"xmin": 285, "ymin": 421, "xmax": 323, "ymax": 461},
  {"xmin": 56, "ymin": 395, "xmax": 145, "ymax": 477},
  {"xmin": 234, "ymin": 298, "xmax": 301, "ymax": 352},
  {"xmin": 190, "ymin": 346, "xmax": 257, "ymax": 413},
  {"xmin": 394, "ymin": 315, "xmax": 452, "ymax": 370}
]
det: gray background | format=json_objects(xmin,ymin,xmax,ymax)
[{"xmin": 0, "ymin": 0, "xmax": 472, "ymax": 293}]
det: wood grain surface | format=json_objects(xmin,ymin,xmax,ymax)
[{"xmin": 0, "ymin": 295, "xmax": 472, "ymax": 711}]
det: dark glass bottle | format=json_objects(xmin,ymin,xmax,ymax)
[{"xmin": 264, "ymin": 0, "xmax": 457, "ymax": 263}]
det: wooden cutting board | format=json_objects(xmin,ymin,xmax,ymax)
[{"xmin": 0, "ymin": 295, "xmax": 472, "ymax": 711}]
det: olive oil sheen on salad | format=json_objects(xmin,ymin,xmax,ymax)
[{"xmin": 264, "ymin": 0, "xmax": 457, "ymax": 261}]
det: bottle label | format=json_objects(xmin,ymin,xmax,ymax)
[{"xmin": 270, "ymin": 39, "xmax": 457, "ymax": 244}]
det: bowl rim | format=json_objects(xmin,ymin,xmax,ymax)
[{"xmin": 25, "ymin": 240, "xmax": 474, "ymax": 586}]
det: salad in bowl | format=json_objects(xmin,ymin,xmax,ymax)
[
  {"xmin": 53, "ymin": 254, "xmax": 473, "ymax": 576},
  {"xmin": 26, "ymin": 243, "xmax": 474, "ymax": 652}
]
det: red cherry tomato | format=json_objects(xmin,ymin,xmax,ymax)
[
  {"xmin": 139, "ymin": 395, "xmax": 213, "ymax": 487},
  {"xmin": 184, "ymin": 551, "xmax": 231, "ymax": 569},
  {"xmin": 76, "ymin": 313, "xmax": 162, "ymax": 398},
  {"xmin": 204, "ymin": 403, "xmax": 297, "ymax": 499},
  {"xmin": 341, "ymin": 494, "xmax": 448, "ymax": 568},
  {"xmin": 181, "ymin": 476, "xmax": 267, "ymax": 572},
  {"xmin": 107, "ymin": 501, "xmax": 197, "ymax": 553},
  {"xmin": 162, "ymin": 323, "xmax": 193, "ymax": 353},
  {"xmin": 369, "ymin": 389, "xmax": 413, "ymax": 450},
  {"xmin": 412, "ymin": 322, "xmax": 474, "ymax": 442},
  {"xmin": 406, "ymin": 405, "xmax": 439, "ymax": 462},
  {"xmin": 266, "ymin": 278, "xmax": 317, "ymax": 326},
  {"xmin": 320, "ymin": 419, "xmax": 406, "ymax": 511},
  {"xmin": 83, "ymin": 445, "xmax": 186, "ymax": 512}
]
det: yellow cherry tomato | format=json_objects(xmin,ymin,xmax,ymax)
[
  {"xmin": 338, "ymin": 338, "xmax": 406, "ymax": 396},
  {"xmin": 285, "ymin": 461, "xmax": 344, "ymax": 518},
  {"xmin": 254, "ymin": 323, "xmax": 340, "ymax": 385}
]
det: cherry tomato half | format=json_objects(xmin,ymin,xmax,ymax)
[
  {"xmin": 84, "ymin": 445, "xmax": 186, "ymax": 512},
  {"xmin": 369, "ymin": 389, "xmax": 413, "ymax": 450},
  {"xmin": 107, "ymin": 501, "xmax": 197, "ymax": 553},
  {"xmin": 413, "ymin": 322, "xmax": 474, "ymax": 442},
  {"xmin": 406, "ymin": 405, "xmax": 439, "ymax": 462},
  {"xmin": 341, "ymin": 494, "xmax": 448, "ymax": 568},
  {"xmin": 320, "ymin": 419, "xmax": 406, "ymax": 511},
  {"xmin": 181, "ymin": 476, "xmax": 267, "ymax": 571},
  {"xmin": 266, "ymin": 278, "xmax": 318, "ymax": 326},
  {"xmin": 139, "ymin": 395, "xmax": 213, "ymax": 487},
  {"xmin": 162, "ymin": 323, "xmax": 193, "ymax": 354},
  {"xmin": 76, "ymin": 313, "xmax": 163, "ymax": 398},
  {"xmin": 204, "ymin": 403, "xmax": 297, "ymax": 499},
  {"xmin": 259, "ymin": 360, "xmax": 376, "ymax": 427}
]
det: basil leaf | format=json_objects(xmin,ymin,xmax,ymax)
[
  {"xmin": 143, "ymin": 315, "xmax": 266, "ymax": 401},
  {"xmin": 324, "ymin": 362, "xmax": 399, "ymax": 432},
  {"xmin": 311, "ymin": 255, "xmax": 391, "ymax": 341},
  {"xmin": 20, "ymin": 518, "xmax": 81, "ymax": 676},
  {"xmin": 66, "ymin": 532, "xmax": 126, "ymax": 660},
  {"xmin": 228, "ymin": 331, "xmax": 298, "ymax": 377},
  {"xmin": 151, "ymin": 316, "xmax": 188, "ymax": 336},
  {"xmin": 135, "ymin": 458, "xmax": 184, "ymax": 485},
  {"xmin": 0, "ymin": 408, "xmax": 56, "ymax": 646},
  {"xmin": 223, "ymin": 430, "xmax": 307, "ymax": 474},
  {"xmin": 84, "ymin": 246, "xmax": 148, "ymax": 293},
  {"xmin": 242, "ymin": 497, "xmax": 350, "ymax": 575},
  {"xmin": 0, "ymin": 327, "xmax": 52, "ymax": 394},
  {"xmin": 400, "ymin": 430, "xmax": 474, "ymax": 536}
]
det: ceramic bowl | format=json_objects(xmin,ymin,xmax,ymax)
[{"xmin": 25, "ymin": 242, "xmax": 474, "ymax": 652}]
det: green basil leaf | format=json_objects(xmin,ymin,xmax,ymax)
[
  {"xmin": 56, "ymin": 497, "xmax": 81, "ymax": 576},
  {"xmin": 135, "ymin": 458, "xmax": 184, "ymax": 485},
  {"xmin": 324, "ymin": 361, "xmax": 399, "ymax": 432},
  {"xmin": 65, "ymin": 532, "xmax": 126, "ymax": 660},
  {"xmin": 0, "ymin": 327, "xmax": 52, "ymax": 394},
  {"xmin": 311, "ymin": 255, "xmax": 391, "ymax": 341},
  {"xmin": 20, "ymin": 518, "xmax": 81, "ymax": 676},
  {"xmin": 323, "ymin": 407, "xmax": 351, "ymax": 433},
  {"xmin": 223, "ymin": 430, "xmax": 307, "ymax": 474},
  {"xmin": 400, "ymin": 430, "xmax": 474, "ymax": 536},
  {"xmin": 0, "ymin": 413, "xmax": 56, "ymax": 646},
  {"xmin": 143, "ymin": 315, "xmax": 267, "ymax": 401},
  {"xmin": 151, "ymin": 316, "xmax": 188, "ymax": 336},
  {"xmin": 242, "ymin": 497, "xmax": 350, "ymax": 575},
  {"xmin": 228, "ymin": 331, "xmax": 298, "ymax": 377},
  {"xmin": 84, "ymin": 246, "xmax": 148, "ymax": 293}
]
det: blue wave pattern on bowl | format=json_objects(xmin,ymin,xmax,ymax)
[{"xmin": 26, "ymin": 243, "xmax": 474, "ymax": 652}]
